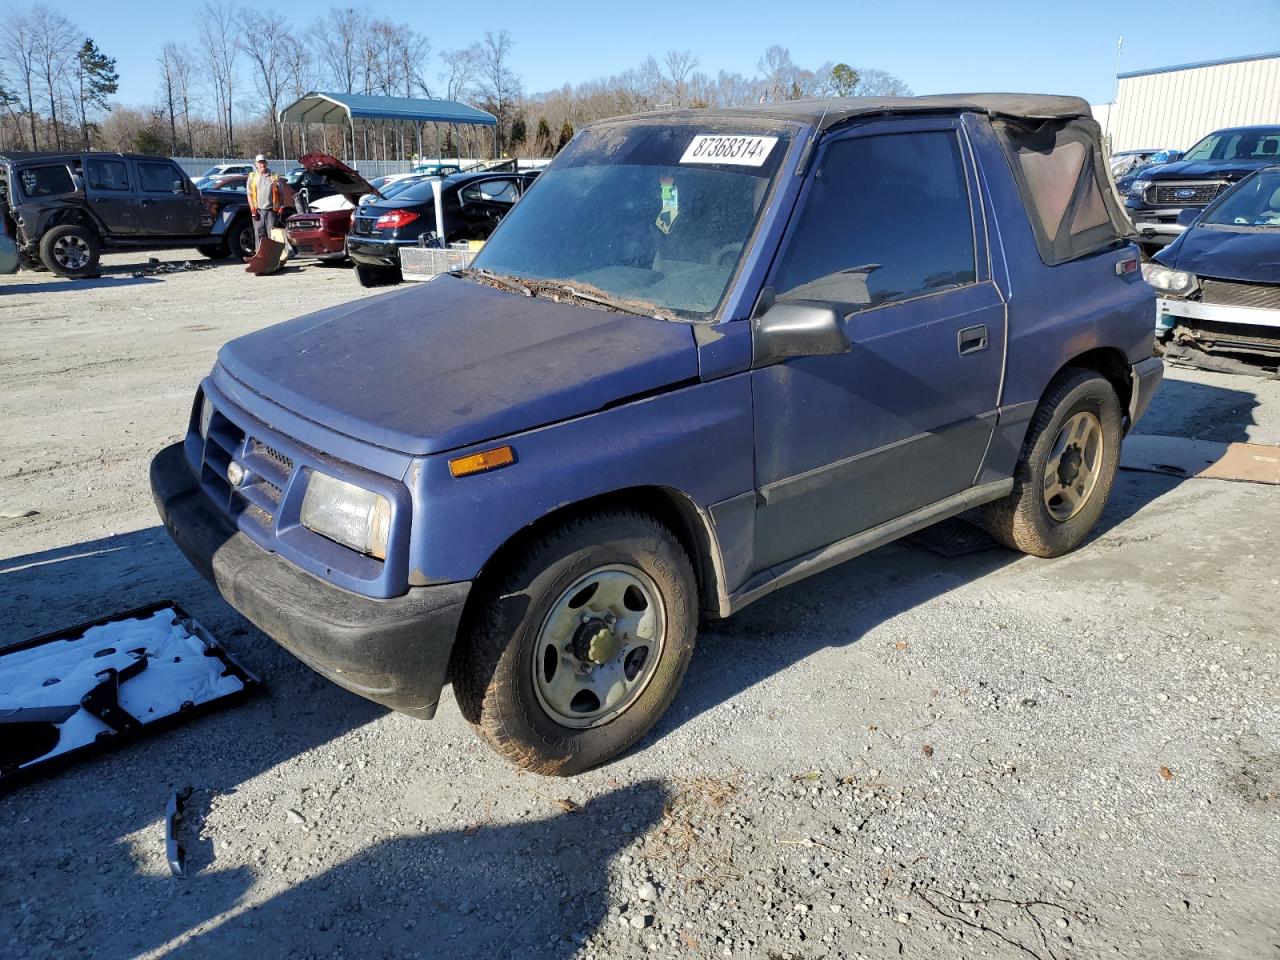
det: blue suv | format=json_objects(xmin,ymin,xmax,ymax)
[{"xmin": 151, "ymin": 94, "xmax": 1162, "ymax": 775}]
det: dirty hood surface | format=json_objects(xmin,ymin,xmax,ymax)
[
  {"xmin": 216, "ymin": 274, "xmax": 699, "ymax": 456},
  {"xmin": 1159, "ymin": 225, "xmax": 1280, "ymax": 284}
]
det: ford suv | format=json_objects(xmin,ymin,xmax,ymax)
[
  {"xmin": 151, "ymin": 94, "xmax": 1162, "ymax": 775},
  {"xmin": 1125, "ymin": 124, "xmax": 1280, "ymax": 252}
]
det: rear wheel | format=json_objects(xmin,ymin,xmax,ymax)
[
  {"xmin": 228, "ymin": 219, "xmax": 255, "ymax": 261},
  {"xmin": 451, "ymin": 510, "xmax": 698, "ymax": 775},
  {"xmin": 982, "ymin": 369, "xmax": 1122, "ymax": 558},
  {"xmin": 39, "ymin": 224, "xmax": 100, "ymax": 278},
  {"xmin": 355, "ymin": 262, "xmax": 402, "ymax": 287}
]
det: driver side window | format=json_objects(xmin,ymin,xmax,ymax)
[{"xmin": 771, "ymin": 130, "xmax": 977, "ymax": 312}]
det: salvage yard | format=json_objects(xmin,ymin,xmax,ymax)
[{"xmin": 2, "ymin": 251, "xmax": 1279, "ymax": 959}]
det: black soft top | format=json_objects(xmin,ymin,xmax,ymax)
[{"xmin": 626, "ymin": 93, "xmax": 1093, "ymax": 131}]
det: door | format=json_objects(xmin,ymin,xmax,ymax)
[
  {"xmin": 751, "ymin": 120, "xmax": 1006, "ymax": 571},
  {"xmin": 453, "ymin": 177, "xmax": 520, "ymax": 240},
  {"xmin": 135, "ymin": 159, "xmax": 203, "ymax": 235},
  {"xmin": 83, "ymin": 156, "xmax": 138, "ymax": 235}
]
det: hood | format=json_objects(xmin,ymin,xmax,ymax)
[
  {"xmin": 1141, "ymin": 158, "xmax": 1273, "ymax": 183},
  {"xmin": 216, "ymin": 274, "xmax": 699, "ymax": 456},
  {"xmin": 1158, "ymin": 224, "xmax": 1280, "ymax": 283},
  {"xmin": 299, "ymin": 153, "xmax": 382, "ymax": 202}
]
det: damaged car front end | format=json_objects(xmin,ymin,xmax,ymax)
[{"xmin": 1147, "ymin": 166, "xmax": 1280, "ymax": 367}]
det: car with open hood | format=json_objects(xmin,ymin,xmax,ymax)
[
  {"xmin": 152, "ymin": 94, "xmax": 1160, "ymax": 776},
  {"xmin": 1146, "ymin": 165, "xmax": 1280, "ymax": 363},
  {"xmin": 284, "ymin": 153, "xmax": 383, "ymax": 262},
  {"xmin": 1125, "ymin": 125, "xmax": 1280, "ymax": 252}
]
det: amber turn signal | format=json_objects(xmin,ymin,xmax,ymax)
[{"xmin": 449, "ymin": 445, "xmax": 515, "ymax": 478}]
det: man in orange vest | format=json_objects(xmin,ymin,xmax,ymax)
[{"xmin": 246, "ymin": 154, "xmax": 288, "ymax": 250}]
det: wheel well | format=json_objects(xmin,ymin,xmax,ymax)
[
  {"xmin": 466, "ymin": 487, "xmax": 726, "ymax": 620},
  {"xmin": 46, "ymin": 209, "xmax": 99, "ymax": 238},
  {"xmin": 1056, "ymin": 347, "xmax": 1132, "ymax": 416}
]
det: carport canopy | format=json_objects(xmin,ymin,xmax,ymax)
[{"xmin": 278, "ymin": 92, "xmax": 497, "ymax": 128}]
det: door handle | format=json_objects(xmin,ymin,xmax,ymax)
[{"xmin": 957, "ymin": 324, "xmax": 989, "ymax": 355}]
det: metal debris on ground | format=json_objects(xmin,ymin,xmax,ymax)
[
  {"xmin": 0, "ymin": 601, "xmax": 260, "ymax": 788},
  {"xmin": 1121, "ymin": 435, "xmax": 1280, "ymax": 485},
  {"xmin": 130, "ymin": 258, "xmax": 212, "ymax": 278},
  {"xmin": 165, "ymin": 786, "xmax": 193, "ymax": 878}
]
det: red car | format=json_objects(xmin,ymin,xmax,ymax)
[{"xmin": 285, "ymin": 154, "xmax": 382, "ymax": 261}]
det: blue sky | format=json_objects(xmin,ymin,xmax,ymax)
[{"xmin": 40, "ymin": 0, "xmax": 1280, "ymax": 109}]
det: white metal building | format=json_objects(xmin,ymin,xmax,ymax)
[{"xmin": 1107, "ymin": 52, "xmax": 1280, "ymax": 152}]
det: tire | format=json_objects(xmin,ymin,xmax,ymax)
[
  {"xmin": 451, "ymin": 510, "xmax": 698, "ymax": 776},
  {"xmin": 355, "ymin": 262, "xmax": 402, "ymax": 287},
  {"xmin": 228, "ymin": 219, "xmax": 256, "ymax": 261},
  {"xmin": 196, "ymin": 243, "xmax": 229, "ymax": 260},
  {"xmin": 38, "ymin": 224, "xmax": 100, "ymax": 278},
  {"xmin": 982, "ymin": 368, "xmax": 1123, "ymax": 558}
]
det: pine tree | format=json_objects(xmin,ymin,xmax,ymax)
[
  {"xmin": 556, "ymin": 120, "xmax": 574, "ymax": 153},
  {"xmin": 75, "ymin": 38, "xmax": 119, "ymax": 150}
]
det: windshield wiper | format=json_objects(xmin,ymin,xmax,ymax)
[
  {"xmin": 457, "ymin": 267, "xmax": 532, "ymax": 296},
  {"xmin": 534, "ymin": 281, "xmax": 677, "ymax": 321}
]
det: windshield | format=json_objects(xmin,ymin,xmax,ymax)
[
  {"xmin": 1201, "ymin": 171, "xmax": 1280, "ymax": 228},
  {"xmin": 1181, "ymin": 129, "xmax": 1280, "ymax": 163},
  {"xmin": 471, "ymin": 121, "xmax": 794, "ymax": 320}
]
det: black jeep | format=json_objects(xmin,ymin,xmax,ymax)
[{"xmin": 0, "ymin": 151, "xmax": 237, "ymax": 278}]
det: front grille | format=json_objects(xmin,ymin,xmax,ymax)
[
  {"xmin": 1151, "ymin": 182, "xmax": 1227, "ymax": 205},
  {"xmin": 353, "ymin": 217, "xmax": 375, "ymax": 235},
  {"xmin": 1201, "ymin": 279, "xmax": 1280, "ymax": 310},
  {"xmin": 198, "ymin": 418, "xmax": 298, "ymax": 528}
]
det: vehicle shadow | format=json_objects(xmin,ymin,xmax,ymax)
[
  {"xmin": 647, "ymin": 372, "xmax": 1262, "ymax": 746},
  {"xmin": 157, "ymin": 780, "xmax": 667, "ymax": 960},
  {"xmin": 0, "ymin": 275, "xmax": 165, "ymax": 295}
]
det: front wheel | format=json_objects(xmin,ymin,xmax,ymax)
[
  {"xmin": 451, "ymin": 510, "xmax": 698, "ymax": 776},
  {"xmin": 228, "ymin": 219, "xmax": 256, "ymax": 261},
  {"xmin": 39, "ymin": 224, "xmax": 100, "ymax": 278},
  {"xmin": 982, "ymin": 369, "xmax": 1122, "ymax": 558}
]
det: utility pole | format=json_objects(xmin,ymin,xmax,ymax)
[{"xmin": 1106, "ymin": 36, "xmax": 1123, "ymax": 148}]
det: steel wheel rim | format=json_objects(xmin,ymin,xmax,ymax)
[
  {"xmin": 239, "ymin": 225, "xmax": 255, "ymax": 253},
  {"xmin": 1043, "ymin": 410, "xmax": 1104, "ymax": 522},
  {"xmin": 533, "ymin": 564, "xmax": 666, "ymax": 729},
  {"xmin": 54, "ymin": 235, "xmax": 90, "ymax": 269}
]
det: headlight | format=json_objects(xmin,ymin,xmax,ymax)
[
  {"xmin": 199, "ymin": 395, "xmax": 214, "ymax": 440},
  {"xmin": 1128, "ymin": 179, "xmax": 1148, "ymax": 200},
  {"xmin": 1141, "ymin": 263, "xmax": 1198, "ymax": 297},
  {"xmin": 300, "ymin": 470, "xmax": 392, "ymax": 560}
]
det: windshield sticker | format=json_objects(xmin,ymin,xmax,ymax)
[
  {"xmin": 656, "ymin": 176, "xmax": 679, "ymax": 235},
  {"xmin": 680, "ymin": 135, "xmax": 778, "ymax": 167}
]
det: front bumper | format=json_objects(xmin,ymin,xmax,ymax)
[
  {"xmin": 150, "ymin": 442, "xmax": 470, "ymax": 719},
  {"xmin": 287, "ymin": 228, "xmax": 347, "ymax": 260},
  {"xmin": 1157, "ymin": 297, "xmax": 1280, "ymax": 331},
  {"xmin": 1128, "ymin": 356, "xmax": 1163, "ymax": 432}
]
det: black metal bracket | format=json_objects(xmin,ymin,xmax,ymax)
[{"xmin": 79, "ymin": 650, "xmax": 149, "ymax": 734}]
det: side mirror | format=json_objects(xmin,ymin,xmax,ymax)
[
  {"xmin": 752, "ymin": 299, "xmax": 851, "ymax": 368},
  {"xmin": 1176, "ymin": 207, "xmax": 1201, "ymax": 229},
  {"xmin": 173, "ymin": 180, "xmax": 187, "ymax": 194}
]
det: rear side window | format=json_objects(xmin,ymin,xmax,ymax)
[
  {"xmin": 86, "ymin": 158, "xmax": 130, "ymax": 192},
  {"xmin": 19, "ymin": 164, "xmax": 75, "ymax": 198},
  {"xmin": 137, "ymin": 161, "xmax": 183, "ymax": 193},
  {"xmin": 461, "ymin": 179, "xmax": 519, "ymax": 204},
  {"xmin": 771, "ymin": 130, "xmax": 977, "ymax": 311},
  {"xmin": 996, "ymin": 118, "xmax": 1128, "ymax": 265}
]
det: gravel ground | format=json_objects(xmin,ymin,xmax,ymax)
[{"xmin": 1, "ymin": 251, "xmax": 1278, "ymax": 960}]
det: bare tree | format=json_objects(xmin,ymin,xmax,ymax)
[
  {"xmin": 440, "ymin": 45, "xmax": 479, "ymax": 101},
  {"xmin": 318, "ymin": 6, "xmax": 366, "ymax": 93},
  {"xmin": 854, "ymin": 69, "xmax": 912, "ymax": 97},
  {"xmin": 199, "ymin": 0, "xmax": 239, "ymax": 155},
  {"xmin": 477, "ymin": 30, "xmax": 521, "ymax": 154},
  {"xmin": 158, "ymin": 45, "xmax": 181, "ymax": 153},
  {"xmin": 660, "ymin": 49, "xmax": 699, "ymax": 107},
  {"xmin": 758, "ymin": 45, "xmax": 799, "ymax": 101},
  {"xmin": 2, "ymin": 11, "xmax": 40, "ymax": 148},
  {"xmin": 237, "ymin": 7, "xmax": 296, "ymax": 155},
  {"xmin": 161, "ymin": 43, "xmax": 197, "ymax": 154},
  {"xmin": 30, "ymin": 7, "xmax": 78, "ymax": 149}
]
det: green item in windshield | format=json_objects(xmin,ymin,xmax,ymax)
[{"xmin": 656, "ymin": 176, "xmax": 679, "ymax": 235}]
